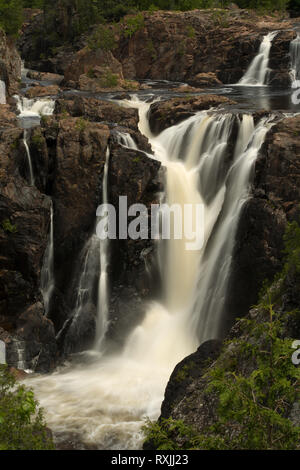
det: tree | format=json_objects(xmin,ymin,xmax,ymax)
[{"xmin": 0, "ymin": 0, "xmax": 23, "ymax": 36}]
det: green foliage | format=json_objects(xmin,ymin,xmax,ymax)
[
  {"xmin": 143, "ymin": 222, "xmax": 300, "ymax": 450},
  {"xmin": 122, "ymin": 13, "xmax": 145, "ymax": 38},
  {"xmin": 0, "ymin": 365, "xmax": 54, "ymax": 450},
  {"xmin": 283, "ymin": 221, "xmax": 300, "ymax": 274},
  {"xmin": 0, "ymin": 0, "xmax": 23, "ymax": 36},
  {"xmin": 186, "ymin": 25, "xmax": 196, "ymax": 38},
  {"xmin": 143, "ymin": 305, "xmax": 300, "ymax": 449},
  {"xmin": 1, "ymin": 218, "xmax": 17, "ymax": 233},
  {"xmin": 75, "ymin": 116, "xmax": 88, "ymax": 131},
  {"xmin": 31, "ymin": 132, "xmax": 44, "ymax": 149},
  {"xmin": 142, "ymin": 418, "xmax": 199, "ymax": 450},
  {"xmin": 235, "ymin": 0, "xmax": 289, "ymax": 11},
  {"xmin": 87, "ymin": 25, "xmax": 117, "ymax": 52},
  {"xmin": 99, "ymin": 69, "xmax": 119, "ymax": 88}
]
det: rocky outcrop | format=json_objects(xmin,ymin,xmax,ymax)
[
  {"xmin": 25, "ymin": 85, "xmax": 60, "ymax": 99},
  {"xmin": 0, "ymin": 29, "xmax": 21, "ymax": 97},
  {"xmin": 55, "ymin": 96, "xmax": 140, "ymax": 131},
  {"xmin": 225, "ymin": 115, "xmax": 300, "ymax": 332},
  {"xmin": 19, "ymin": 10, "xmax": 295, "ymax": 87},
  {"xmin": 149, "ymin": 95, "xmax": 235, "ymax": 134},
  {"xmin": 269, "ymin": 30, "xmax": 297, "ymax": 87},
  {"xmin": 21, "ymin": 99, "xmax": 161, "ymax": 355},
  {"xmin": 0, "ymin": 127, "xmax": 56, "ymax": 372},
  {"xmin": 147, "ymin": 268, "xmax": 300, "ymax": 450}
]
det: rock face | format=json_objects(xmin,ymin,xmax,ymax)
[
  {"xmin": 225, "ymin": 115, "xmax": 300, "ymax": 332},
  {"xmin": 0, "ymin": 127, "xmax": 56, "ymax": 372},
  {"xmin": 22, "ymin": 99, "xmax": 161, "ymax": 356},
  {"xmin": 149, "ymin": 95, "xmax": 235, "ymax": 134},
  {"xmin": 19, "ymin": 10, "xmax": 295, "ymax": 87},
  {"xmin": 0, "ymin": 29, "xmax": 21, "ymax": 97},
  {"xmin": 25, "ymin": 85, "xmax": 60, "ymax": 99}
]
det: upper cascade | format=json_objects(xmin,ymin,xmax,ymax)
[{"xmin": 238, "ymin": 32, "xmax": 278, "ymax": 86}]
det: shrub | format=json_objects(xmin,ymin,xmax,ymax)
[
  {"xmin": 1, "ymin": 218, "xmax": 17, "ymax": 233},
  {"xmin": 143, "ymin": 222, "xmax": 300, "ymax": 450},
  {"xmin": 0, "ymin": 365, "xmax": 54, "ymax": 450},
  {"xmin": 123, "ymin": 13, "xmax": 145, "ymax": 38},
  {"xmin": 87, "ymin": 25, "xmax": 117, "ymax": 52}
]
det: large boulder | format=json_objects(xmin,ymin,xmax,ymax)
[
  {"xmin": 149, "ymin": 94, "xmax": 235, "ymax": 134},
  {"xmin": 0, "ymin": 29, "xmax": 21, "ymax": 97}
]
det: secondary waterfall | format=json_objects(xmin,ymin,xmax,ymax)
[
  {"xmin": 23, "ymin": 130, "xmax": 35, "ymax": 186},
  {"xmin": 238, "ymin": 31, "xmax": 277, "ymax": 86},
  {"xmin": 0, "ymin": 80, "xmax": 6, "ymax": 104},
  {"xmin": 14, "ymin": 95, "xmax": 55, "ymax": 118},
  {"xmin": 41, "ymin": 203, "xmax": 55, "ymax": 316},
  {"xmin": 63, "ymin": 148, "xmax": 111, "ymax": 353},
  {"xmin": 290, "ymin": 33, "xmax": 300, "ymax": 88},
  {"xmin": 95, "ymin": 147, "xmax": 110, "ymax": 349},
  {"xmin": 26, "ymin": 98, "xmax": 274, "ymax": 450}
]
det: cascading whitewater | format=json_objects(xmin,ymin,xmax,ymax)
[
  {"xmin": 14, "ymin": 95, "xmax": 55, "ymax": 118},
  {"xmin": 290, "ymin": 33, "xmax": 300, "ymax": 88},
  {"xmin": 95, "ymin": 147, "xmax": 110, "ymax": 350},
  {"xmin": 26, "ymin": 98, "xmax": 274, "ymax": 450},
  {"xmin": 116, "ymin": 132, "xmax": 138, "ymax": 150},
  {"xmin": 0, "ymin": 80, "xmax": 6, "ymax": 104},
  {"xmin": 41, "ymin": 203, "xmax": 55, "ymax": 316},
  {"xmin": 238, "ymin": 31, "xmax": 277, "ymax": 86},
  {"xmin": 23, "ymin": 129, "xmax": 35, "ymax": 186}
]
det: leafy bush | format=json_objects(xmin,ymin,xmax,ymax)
[
  {"xmin": 1, "ymin": 218, "xmax": 17, "ymax": 233},
  {"xmin": 100, "ymin": 69, "xmax": 119, "ymax": 87},
  {"xmin": 0, "ymin": 365, "xmax": 54, "ymax": 450},
  {"xmin": 122, "ymin": 13, "xmax": 145, "ymax": 38},
  {"xmin": 0, "ymin": 0, "xmax": 23, "ymax": 37},
  {"xmin": 143, "ymin": 222, "xmax": 300, "ymax": 450},
  {"xmin": 87, "ymin": 25, "xmax": 117, "ymax": 52}
]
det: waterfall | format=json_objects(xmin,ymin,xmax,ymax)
[
  {"xmin": 95, "ymin": 147, "xmax": 110, "ymax": 350},
  {"xmin": 0, "ymin": 80, "xmax": 6, "ymax": 104},
  {"xmin": 26, "ymin": 99, "xmax": 274, "ymax": 450},
  {"xmin": 63, "ymin": 147, "xmax": 111, "ymax": 353},
  {"xmin": 14, "ymin": 95, "xmax": 55, "ymax": 118},
  {"xmin": 116, "ymin": 132, "xmax": 138, "ymax": 150},
  {"xmin": 21, "ymin": 60, "xmax": 29, "ymax": 80},
  {"xmin": 41, "ymin": 203, "xmax": 55, "ymax": 316},
  {"xmin": 290, "ymin": 33, "xmax": 300, "ymax": 88},
  {"xmin": 23, "ymin": 130, "xmax": 35, "ymax": 186},
  {"xmin": 238, "ymin": 32, "xmax": 278, "ymax": 86}
]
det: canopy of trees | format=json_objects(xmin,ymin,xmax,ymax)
[{"xmin": 0, "ymin": 0, "xmax": 299, "ymax": 37}]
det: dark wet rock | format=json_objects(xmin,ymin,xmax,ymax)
[
  {"xmin": 0, "ymin": 128, "xmax": 56, "ymax": 372},
  {"xmin": 0, "ymin": 29, "xmax": 21, "ymax": 97},
  {"xmin": 149, "ymin": 94, "xmax": 235, "ymax": 134},
  {"xmin": 26, "ymin": 70, "xmax": 64, "ymax": 84},
  {"xmin": 269, "ymin": 30, "xmax": 296, "ymax": 87},
  {"xmin": 160, "ymin": 339, "xmax": 223, "ymax": 420},
  {"xmin": 225, "ymin": 114, "xmax": 300, "ymax": 332},
  {"xmin": 0, "ymin": 105, "xmax": 18, "ymax": 128},
  {"xmin": 106, "ymin": 142, "xmax": 162, "ymax": 348},
  {"xmin": 55, "ymin": 96, "xmax": 140, "ymax": 131}
]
